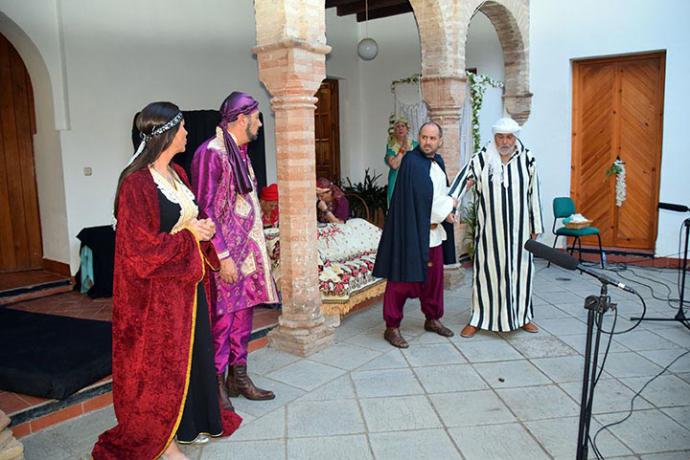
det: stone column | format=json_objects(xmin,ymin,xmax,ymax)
[
  {"xmin": 253, "ymin": 39, "xmax": 335, "ymax": 356},
  {"xmin": 0, "ymin": 411, "xmax": 24, "ymax": 460},
  {"xmin": 421, "ymin": 75, "xmax": 468, "ymax": 285},
  {"xmin": 421, "ymin": 75, "xmax": 467, "ymax": 180}
]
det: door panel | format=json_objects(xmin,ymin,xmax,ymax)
[
  {"xmin": 0, "ymin": 33, "xmax": 42, "ymax": 272},
  {"xmin": 571, "ymin": 52, "xmax": 664, "ymax": 250},
  {"xmin": 314, "ymin": 79, "xmax": 340, "ymax": 182}
]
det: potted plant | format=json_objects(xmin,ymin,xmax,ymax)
[{"xmin": 339, "ymin": 169, "xmax": 388, "ymax": 227}]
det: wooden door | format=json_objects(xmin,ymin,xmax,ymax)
[
  {"xmin": 314, "ymin": 79, "xmax": 341, "ymax": 182},
  {"xmin": 571, "ymin": 52, "xmax": 665, "ymax": 250},
  {"xmin": 0, "ymin": 33, "xmax": 42, "ymax": 272}
]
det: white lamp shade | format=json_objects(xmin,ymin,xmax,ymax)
[{"xmin": 357, "ymin": 37, "xmax": 379, "ymax": 61}]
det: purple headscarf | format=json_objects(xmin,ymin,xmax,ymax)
[{"xmin": 219, "ymin": 91, "xmax": 259, "ymax": 195}]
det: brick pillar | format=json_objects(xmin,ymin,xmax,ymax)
[
  {"xmin": 421, "ymin": 75, "xmax": 467, "ymax": 283},
  {"xmin": 253, "ymin": 40, "xmax": 335, "ymax": 356},
  {"xmin": 0, "ymin": 411, "xmax": 24, "ymax": 460}
]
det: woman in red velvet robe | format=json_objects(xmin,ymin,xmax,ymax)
[{"xmin": 92, "ymin": 102, "xmax": 241, "ymax": 460}]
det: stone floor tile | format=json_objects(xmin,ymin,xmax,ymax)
[
  {"xmin": 355, "ymin": 349, "xmax": 409, "ymax": 371},
  {"xmin": 558, "ymin": 333, "xmax": 630, "ymax": 354},
  {"xmin": 595, "ymin": 409, "xmax": 690, "ymax": 454},
  {"xmin": 454, "ymin": 339, "xmax": 524, "ymax": 362},
  {"xmin": 359, "ymin": 395, "xmax": 441, "ymax": 432},
  {"xmin": 661, "ymin": 406, "xmax": 690, "ymax": 431},
  {"xmin": 602, "ymin": 352, "xmax": 664, "ymax": 379},
  {"xmin": 638, "ymin": 349, "xmax": 690, "ymax": 373},
  {"xmin": 619, "ymin": 374, "xmax": 690, "ymax": 408},
  {"xmin": 351, "ymin": 368, "xmax": 424, "ymax": 398},
  {"xmin": 401, "ymin": 342, "xmax": 465, "ymax": 367},
  {"xmin": 266, "ymin": 360, "xmax": 345, "ymax": 391},
  {"xmin": 296, "ymin": 374, "xmax": 356, "ymax": 402},
  {"xmin": 344, "ymin": 329, "xmax": 400, "ymax": 352},
  {"xmin": 307, "ymin": 342, "xmax": 381, "ymax": 370},
  {"xmin": 231, "ymin": 407, "xmax": 285, "ymax": 441},
  {"xmin": 413, "ymin": 363, "xmax": 488, "ymax": 393},
  {"xmin": 535, "ymin": 317, "xmax": 588, "ymax": 336},
  {"xmin": 559, "ymin": 378, "xmax": 653, "ymax": 414},
  {"xmin": 473, "ymin": 360, "xmax": 552, "ymax": 388},
  {"xmin": 506, "ymin": 335, "xmax": 579, "ymax": 359},
  {"xmin": 245, "ymin": 348, "xmax": 302, "ymax": 375},
  {"xmin": 231, "ymin": 375, "xmax": 306, "ymax": 418},
  {"xmin": 287, "ymin": 434, "xmax": 373, "ymax": 460},
  {"xmin": 496, "ymin": 385, "xmax": 580, "ymax": 421},
  {"xmin": 525, "ymin": 416, "xmax": 633, "ymax": 459},
  {"xmin": 369, "ymin": 429, "xmax": 461, "ymax": 460},
  {"xmin": 287, "ymin": 399, "xmax": 364, "ymax": 438},
  {"xmin": 204, "ymin": 438, "xmax": 285, "ymax": 459},
  {"xmin": 429, "ymin": 390, "xmax": 515, "ymax": 427},
  {"xmin": 450, "ymin": 423, "xmax": 550, "ymax": 460},
  {"xmin": 613, "ymin": 330, "xmax": 683, "ymax": 351},
  {"xmin": 531, "ymin": 355, "xmax": 609, "ymax": 383}
]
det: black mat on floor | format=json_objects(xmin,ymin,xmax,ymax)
[{"xmin": 0, "ymin": 308, "xmax": 111, "ymax": 400}]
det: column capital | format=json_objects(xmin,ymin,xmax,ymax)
[
  {"xmin": 421, "ymin": 74, "xmax": 467, "ymax": 116},
  {"xmin": 254, "ymin": 40, "xmax": 329, "ymax": 99}
]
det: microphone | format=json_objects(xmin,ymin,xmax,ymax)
[
  {"xmin": 658, "ymin": 202, "xmax": 689, "ymax": 213},
  {"xmin": 524, "ymin": 240, "xmax": 638, "ymax": 295}
]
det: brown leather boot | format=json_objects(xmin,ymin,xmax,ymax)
[
  {"xmin": 384, "ymin": 327, "xmax": 409, "ymax": 348},
  {"xmin": 424, "ymin": 319, "xmax": 455, "ymax": 337},
  {"xmin": 227, "ymin": 365, "xmax": 276, "ymax": 400},
  {"xmin": 217, "ymin": 374, "xmax": 234, "ymax": 411}
]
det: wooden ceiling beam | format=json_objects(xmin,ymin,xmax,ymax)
[{"xmin": 356, "ymin": 3, "xmax": 413, "ymax": 21}]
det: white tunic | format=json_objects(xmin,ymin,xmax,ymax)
[{"xmin": 429, "ymin": 160, "xmax": 454, "ymax": 248}]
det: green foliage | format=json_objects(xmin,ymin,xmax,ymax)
[
  {"xmin": 340, "ymin": 168, "xmax": 388, "ymax": 215},
  {"xmin": 458, "ymin": 189, "xmax": 479, "ymax": 259}
]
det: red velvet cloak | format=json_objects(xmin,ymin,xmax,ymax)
[{"xmin": 92, "ymin": 165, "xmax": 241, "ymax": 460}]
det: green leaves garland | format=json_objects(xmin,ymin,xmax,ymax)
[{"xmin": 466, "ymin": 71, "xmax": 503, "ymax": 153}]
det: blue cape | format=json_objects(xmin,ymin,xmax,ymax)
[{"xmin": 373, "ymin": 147, "xmax": 456, "ymax": 282}]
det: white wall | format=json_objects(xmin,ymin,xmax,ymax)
[
  {"xmin": 1, "ymin": 0, "xmax": 277, "ymax": 270},
  {"xmin": 526, "ymin": 0, "xmax": 690, "ymax": 256},
  {"xmin": 0, "ymin": 7, "xmax": 70, "ymax": 264},
  {"xmin": 325, "ymin": 9, "xmax": 362, "ymax": 182},
  {"xmin": 354, "ymin": 13, "xmax": 422, "ymax": 184}
]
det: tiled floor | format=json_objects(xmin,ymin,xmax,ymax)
[
  {"xmin": 19, "ymin": 261, "xmax": 690, "ymax": 459},
  {"xmin": 0, "ymin": 294, "xmax": 279, "ymax": 417}
]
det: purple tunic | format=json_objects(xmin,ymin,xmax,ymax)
[{"xmin": 192, "ymin": 128, "xmax": 279, "ymax": 314}]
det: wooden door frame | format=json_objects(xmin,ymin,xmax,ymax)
[{"xmin": 570, "ymin": 51, "xmax": 666, "ymax": 250}]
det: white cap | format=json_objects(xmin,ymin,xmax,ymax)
[{"xmin": 492, "ymin": 117, "xmax": 521, "ymax": 134}]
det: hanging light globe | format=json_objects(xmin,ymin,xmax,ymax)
[{"xmin": 357, "ymin": 37, "xmax": 379, "ymax": 61}]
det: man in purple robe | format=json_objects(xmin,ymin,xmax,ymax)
[{"xmin": 192, "ymin": 92, "xmax": 278, "ymax": 408}]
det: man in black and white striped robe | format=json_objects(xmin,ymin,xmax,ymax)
[{"xmin": 449, "ymin": 117, "xmax": 544, "ymax": 338}]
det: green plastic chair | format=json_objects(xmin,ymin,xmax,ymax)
[{"xmin": 552, "ymin": 197, "xmax": 604, "ymax": 268}]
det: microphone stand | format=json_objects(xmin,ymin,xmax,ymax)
[
  {"xmin": 576, "ymin": 284, "xmax": 616, "ymax": 460},
  {"xmin": 631, "ymin": 217, "xmax": 689, "ymax": 326}
]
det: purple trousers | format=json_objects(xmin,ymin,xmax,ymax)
[
  {"xmin": 383, "ymin": 245, "xmax": 444, "ymax": 328},
  {"xmin": 211, "ymin": 307, "xmax": 253, "ymax": 374}
]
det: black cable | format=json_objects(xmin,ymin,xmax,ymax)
[
  {"xmin": 591, "ymin": 348, "xmax": 690, "ymax": 456},
  {"xmin": 596, "ymin": 293, "xmax": 646, "ymax": 335}
]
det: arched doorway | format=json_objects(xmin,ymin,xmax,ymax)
[{"xmin": 0, "ymin": 32, "xmax": 42, "ymax": 273}]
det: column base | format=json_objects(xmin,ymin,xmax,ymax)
[{"xmin": 268, "ymin": 323, "xmax": 335, "ymax": 357}]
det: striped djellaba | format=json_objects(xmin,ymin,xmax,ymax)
[{"xmin": 449, "ymin": 140, "xmax": 544, "ymax": 331}]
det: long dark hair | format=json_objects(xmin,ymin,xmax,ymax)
[{"xmin": 114, "ymin": 101, "xmax": 182, "ymax": 216}]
